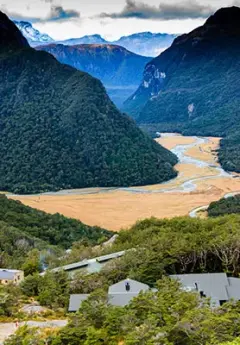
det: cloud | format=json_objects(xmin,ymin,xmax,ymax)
[
  {"xmin": 47, "ymin": 5, "xmax": 80, "ymax": 22},
  {"xmin": 1, "ymin": 4, "xmax": 80, "ymax": 23},
  {"xmin": 100, "ymin": 0, "xmax": 215, "ymax": 20}
]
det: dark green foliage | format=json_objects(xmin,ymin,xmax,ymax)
[
  {"xmin": 0, "ymin": 12, "xmax": 177, "ymax": 194},
  {"xmin": 208, "ymin": 195, "xmax": 240, "ymax": 217},
  {"xmin": 0, "ymin": 194, "xmax": 111, "ymax": 249},
  {"xmin": 20, "ymin": 271, "xmax": 70, "ymax": 308},
  {"xmin": 112, "ymin": 216, "xmax": 240, "ymax": 277},
  {"xmin": 71, "ymin": 215, "xmax": 240, "ymax": 294},
  {"xmin": 218, "ymin": 129, "xmax": 240, "ymax": 173},
  {"xmin": 13, "ymin": 280, "xmax": 240, "ymax": 345},
  {"xmin": 0, "ymin": 220, "xmax": 46, "ymax": 269},
  {"xmin": 124, "ymin": 7, "xmax": 240, "ymax": 173}
]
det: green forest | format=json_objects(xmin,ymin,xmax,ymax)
[
  {"xmin": 5, "ymin": 278, "xmax": 240, "ymax": 345},
  {"xmin": 0, "ymin": 194, "xmax": 111, "ymax": 269},
  {"xmin": 208, "ymin": 194, "xmax": 240, "ymax": 217},
  {"xmin": 0, "ymin": 11, "xmax": 178, "ymax": 194},
  {"xmin": 4, "ymin": 215, "xmax": 240, "ymax": 344},
  {"xmin": 124, "ymin": 7, "xmax": 240, "ymax": 174}
]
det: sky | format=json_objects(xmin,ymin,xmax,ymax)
[{"xmin": 0, "ymin": 0, "xmax": 239, "ymax": 40}]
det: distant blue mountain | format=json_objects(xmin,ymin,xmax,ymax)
[
  {"xmin": 57, "ymin": 34, "xmax": 107, "ymax": 45},
  {"xmin": 15, "ymin": 21, "xmax": 176, "ymax": 56},
  {"xmin": 113, "ymin": 32, "xmax": 177, "ymax": 57}
]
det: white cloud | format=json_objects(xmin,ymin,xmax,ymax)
[{"xmin": 0, "ymin": 0, "xmax": 238, "ymax": 40}]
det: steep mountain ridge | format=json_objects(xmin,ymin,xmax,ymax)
[
  {"xmin": 58, "ymin": 34, "xmax": 107, "ymax": 46},
  {"xmin": 37, "ymin": 43, "xmax": 151, "ymax": 106},
  {"xmin": 123, "ymin": 6, "xmax": 240, "ymax": 173},
  {"xmin": 37, "ymin": 43, "xmax": 151, "ymax": 87},
  {"xmin": 0, "ymin": 12, "xmax": 29, "ymax": 48},
  {"xmin": 0, "ymin": 11, "xmax": 177, "ymax": 194},
  {"xmin": 124, "ymin": 6, "xmax": 240, "ymax": 122}
]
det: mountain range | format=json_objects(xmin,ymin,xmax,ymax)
[
  {"xmin": 37, "ymin": 43, "xmax": 151, "ymax": 107},
  {"xmin": 13, "ymin": 20, "xmax": 54, "ymax": 45},
  {"xmin": 14, "ymin": 20, "xmax": 176, "ymax": 57},
  {"xmin": 124, "ymin": 6, "xmax": 240, "ymax": 173},
  {"xmin": 0, "ymin": 11, "xmax": 177, "ymax": 194}
]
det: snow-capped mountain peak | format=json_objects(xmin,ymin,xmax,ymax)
[{"xmin": 13, "ymin": 21, "xmax": 54, "ymax": 44}]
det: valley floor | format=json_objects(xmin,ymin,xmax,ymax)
[{"xmin": 9, "ymin": 134, "xmax": 240, "ymax": 231}]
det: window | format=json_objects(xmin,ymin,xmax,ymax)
[{"xmin": 220, "ymin": 300, "xmax": 227, "ymax": 306}]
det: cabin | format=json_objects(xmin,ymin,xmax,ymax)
[
  {"xmin": 68, "ymin": 278, "xmax": 151, "ymax": 312},
  {"xmin": 0, "ymin": 269, "xmax": 24, "ymax": 285},
  {"xmin": 50, "ymin": 250, "xmax": 126, "ymax": 277},
  {"xmin": 170, "ymin": 273, "xmax": 240, "ymax": 306}
]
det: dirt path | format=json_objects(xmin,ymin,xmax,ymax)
[{"xmin": 0, "ymin": 320, "xmax": 67, "ymax": 344}]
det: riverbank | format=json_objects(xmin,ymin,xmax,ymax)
[{"xmin": 9, "ymin": 134, "xmax": 240, "ymax": 231}]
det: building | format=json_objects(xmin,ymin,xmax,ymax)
[
  {"xmin": 0, "ymin": 269, "xmax": 24, "ymax": 285},
  {"xmin": 50, "ymin": 250, "xmax": 126, "ymax": 277},
  {"xmin": 69, "ymin": 278, "xmax": 151, "ymax": 312},
  {"xmin": 170, "ymin": 273, "xmax": 240, "ymax": 306}
]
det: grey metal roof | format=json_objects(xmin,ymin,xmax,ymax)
[
  {"xmin": 108, "ymin": 293, "xmax": 139, "ymax": 307},
  {"xmin": 226, "ymin": 278, "xmax": 240, "ymax": 300},
  {"xmin": 108, "ymin": 278, "xmax": 150, "ymax": 294},
  {"xmin": 51, "ymin": 260, "xmax": 89, "ymax": 273},
  {"xmin": 0, "ymin": 269, "xmax": 21, "ymax": 280},
  {"xmin": 52, "ymin": 250, "xmax": 126, "ymax": 274},
  {"xmin": 96, "ymin": 251, "xmax": 125, "ymax": 263},
  {"xmin": 170, "ymin": 273, "xmax": 229, "ymax": 302},
  {"xmin": 68, "ymin": 294, "xmax": 90, "ymax": 312},
  {"xmin": 69, "ymin": 278, "xmax": 151, "ymax": 311},
  {"xmin": 69, "ymin": 292, "xmax": 142, "ymax": 311}
]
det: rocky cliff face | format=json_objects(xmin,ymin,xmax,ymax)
[{"xmin": 124, "ymin": 6, "xmax": 240, "ymax": 123}]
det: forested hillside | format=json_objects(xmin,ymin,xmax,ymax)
[
  {"xmin": 125, "ymin": 6, "xmax": 240, "ymax": 128},
  {"xmin": 5, "ymin": 215, "xmax": 240, "ymax": 344},
  {"xmin": 0, "ymin": 194, "xmax": 111, "ymax": 269},
  {"xmin": 0, "ymin": 194, "xmax": 111, "ymax": 248},
  {"xmin": 208, "ymin": 195, "xmax": 240, "ymax": 217},
  {"xmin": 7, "ymin": 277, "xmax": 240, "ymax": 345},
  {"xmin": 37, "ymin": 43, "xmax": 151, "ymax": 106},
  {"xmin": 0, "ymin": 11, "xmax": 177, "ymax": 194},
  {"xmin": 37, "ymin": 44, "xmax": 151, "ymax": 88},
  {"xmin": 124, "ymin": 7, "xmax": 240, "ymax": 173}
]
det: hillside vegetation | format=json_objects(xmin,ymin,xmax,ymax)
[
  {"xmin": 6, "ymin": 215, "xmax": 240, "ymax": 345},
  {"xmin": 0, "ymin": 194, "xmax": 111, "ymax": 269},
  {"xmin": 69, "ymin": 215, "xmax": 240, "ymax": 293},
  {"xmin": 0, "ymin": 11, "xmax": 177, "ymax": 194},
  {"xmin": 0, "ymin": 194, "xmax": 111, "ymax": 248},
  {"xmin": 124, "ymin": 7, "xmax": 240, "ymax": 173},
  {"xmin": 208, "ymin": 195, "xmax": 240, "ymax": 217},
  {"xmin": 37, "ymin": 43, "xmax": 151, "ymax": 107},
  {"xmin": 37, "ymin": 44, "xmax": 151, "ymax": 88},
  {"xmin": 6, "ymin": 278, "xmax": 240, "ymax": 345}
]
